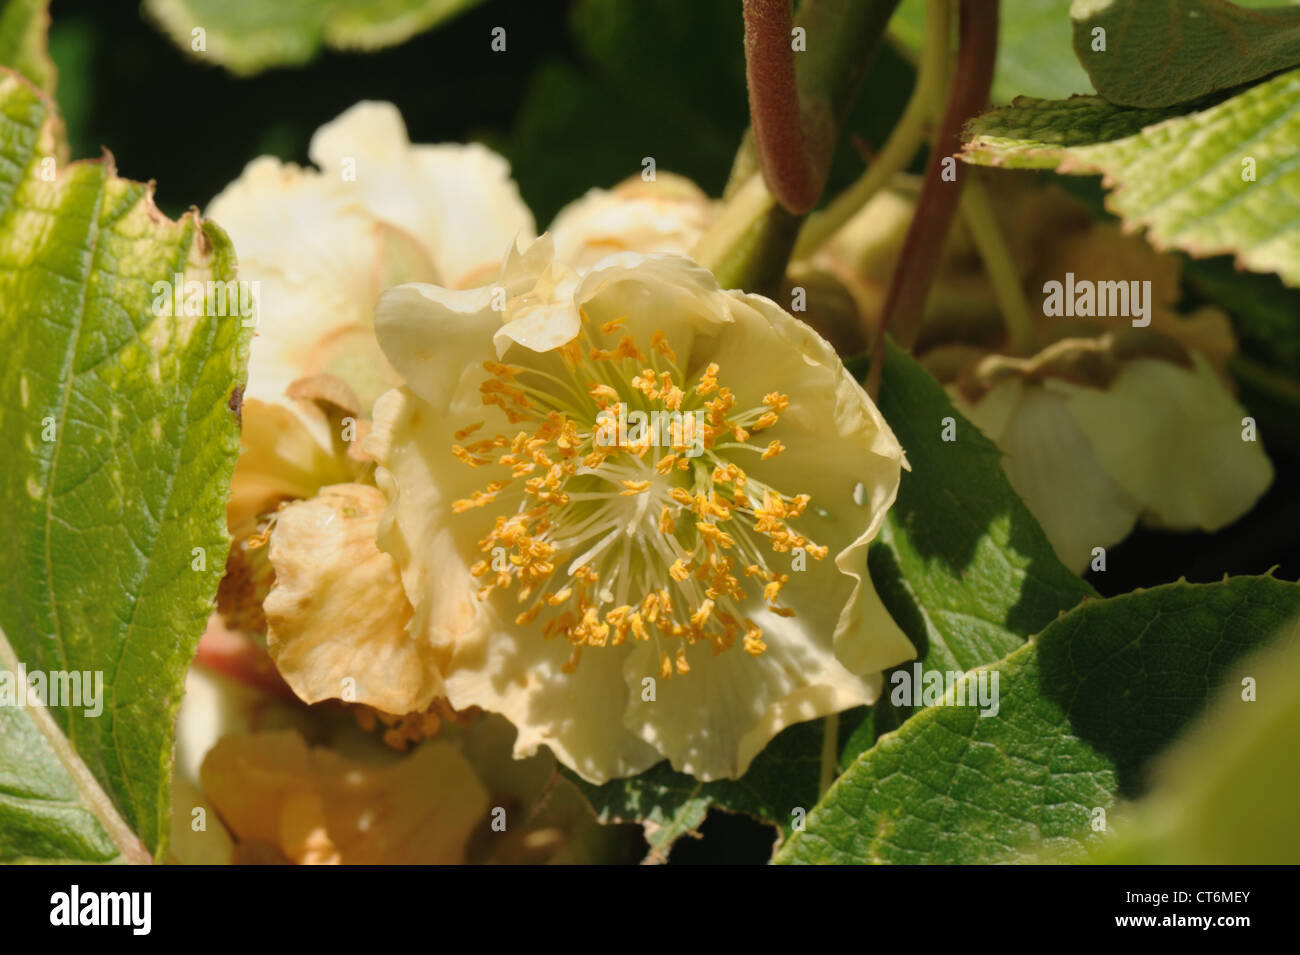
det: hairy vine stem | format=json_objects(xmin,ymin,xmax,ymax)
[{"xmin": 866, "ymin": 0, "xmax": 999, "ymax": 400}]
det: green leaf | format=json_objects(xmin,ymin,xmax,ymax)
[
  {"xmin": 776, "ymin": 575, "xmax": 1300, "ymax": 864},
  {"xmin": 871, "ymin": 344, "xmax": 1093, "ymax": 687},
  {"xmin": 574, "ymin": 346, "xmax": 1090, "ymax": 857},
  {"xmin": 143, "ymin": 0, "xmax": 484, "ymax": 76},
  {"xmin": 892, "ymin": 0, "xmax": 1094, "ymax": 103},
  {"xmin": 0, "ymin": 71, "xmax": 249, "ymax": 862},
  {"xmin": 0, "ymin": 638, "xmax": 133, "ymax": 863},
  {"xmin": 963, "ymin": 69, "xmax": 1300, "ymax": 286},
  {"xmin": 1087, "ymin": 631, "xmax": 1300, "ymax": 864},
  {"xmin": 1071, "ymin": 0, "xmax": 1300, "ymax": 108},
  {"xmin": 0, "ymin": 0, "xmax": 54, "ymax": 94}
]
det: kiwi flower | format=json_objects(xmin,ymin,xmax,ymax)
[
  {"xmin": 359, "ymin": 236, "xmax": 913, "ymax": 782},
  {"xmin": 947, "ymin": 336, "xmax": 1273, "ymax": 573}
]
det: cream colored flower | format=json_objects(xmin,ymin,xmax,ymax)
[
  {"xmin": 547, "ymin": 173, "xmax": 714, "ymax": 274},
  {"xmin": 210, "ymin": 101, "xmax": 536, "ymax": 534},
  {"xmin": 949, "ymin": 337, "xmax": 1274, "ymax": 573},
  {"xmin": 358, "ymin": 235, "xmax": 913, "ymax": 783}
]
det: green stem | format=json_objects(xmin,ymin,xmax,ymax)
[
  {"xmin": 793, "ymin": 0, "xmax": 950, "ymax": 260},
  {"xmin": 693, "ymin": 172, "xmax": 800, "ymax": 296},
  {"xmin": 960, "ymin": 175, "xmax": 1038, "ymax": 354}
]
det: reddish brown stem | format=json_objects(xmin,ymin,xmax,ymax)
[
  {"xmin": 744, "ymin": 0, "xmax": 819, "ymax": 214},
  {"xmin": 866, "ymin": 0, "xmax": 999, "ymax": 399}
]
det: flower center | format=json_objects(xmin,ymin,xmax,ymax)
[{"xmin": 451, "ymin": 313, "xmax": 827, "ymax": 678}]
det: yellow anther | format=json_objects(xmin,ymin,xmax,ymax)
[
  {"xmin": 659, "ymin": 505, "xmax": 676, "ymax": 534},
  {"xmin": 484, "ymin": 361, "xmax": 523, "ymax": 379},
  {"xmin": 689, "ymin": 599, "xmax": 715, "ymax": 629},
  {"xmin": 589, "ymin": 383, "xmax": 619, "ymax": 404},
  {"xmin": 675, "ymin": 648, "xmax": 690, "ymax": 675},
  {"xmin": 696, "ymin": 363, "xmax": 720, "ymax": 396},
  {"xmin": 650, "ymin": 330, "xmax": 677, "ymax": 363}
]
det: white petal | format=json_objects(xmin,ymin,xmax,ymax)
[
  {"xmin": 1055, "ymin": 355, "xmax": 1273, "ymax": 531},
  {"xmin": 968, "ymin": 381, "xmax": 1141, "ymax": 574},
  {"xmin": 622, "ymin": 608, "xmax": 881, "ymax": 781},
  {"xmin": 309, "ymin": 101, "xmax": 535, "ymax": 288},
  {"xmin": 206, "ymin": 157, "xmax": 395, "ymax": 409},
  {"xmin": 572, "ymin": 252, "xmax": 738, "ymax": 370},
  {"xmin": 373, "ymin": 283, "xmax": 499, "ymax": 412}
]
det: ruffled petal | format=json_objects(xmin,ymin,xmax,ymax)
[
  {"xmin": 622, "ymin": 607, "xmax": 881, "ymax": 780},
  {"xmin": 309, "ymin": 101, "xmax": 535, "ymax": 288},
  {"xmin": 691, "ymin": 292, "xmax": 911, "ymax": 676},
  {"xmin": 227, "ymin": 397, "xmax": 356, "ymax": 531},
  {"xmin": 264, "ymin": 483, "xmax": 443, "ymax": 714},
  {"xmin": 548, "ymin": 173, "xmax": 713, "ymax": 273}
]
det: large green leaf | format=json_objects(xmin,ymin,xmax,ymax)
[
  {"xmin": 0, "ymin": 71, "xmax": 249, "ymax": 862},
  {"xmin": 963, "ymin": 69, "xmax": 1300, "ymax": 286},
  {"xmin": 575, "ymin": 346, "xmax": 1090, "ymax": 857},
  {"xmin": 1087, "ymin": 633, "xmax": 1300, "ymax": 864},
  {"xmin": 892, "ymin": 0, "xmax": 1093, "ymax": 102},
  {"xmin": 777, "ymin": 575, "xmax": 1300, "ymax": 864},
  {"xmin": 143, "ymin": 0, "xmax": 484, "ymax": 76},
  {"xmin": 0, "ymin": 0, "xmax": 53, "ymax": 94},
  {"xmin": 1071, "ymin": 0, "xmax": 1300, "ymax": 108}
]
